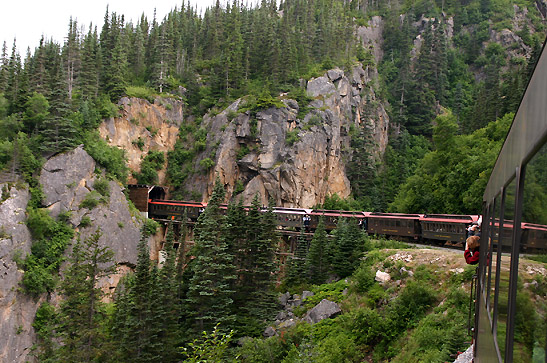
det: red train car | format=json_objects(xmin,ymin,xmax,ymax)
[
  {"xmin": 420, "ymin": 214, "xmax": 479, "ymax": 244},
  {"xmin": 367, "ymin": 212, "xmax": 423, "ymax": 239}
]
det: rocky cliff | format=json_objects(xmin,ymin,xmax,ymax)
[
  {"xmin": 183, "ymin": 63, "xmax": 389, "ymax": 207},
  {"xmin": 99, "ymin": 97, "xmax": 184, "ymax": 185},
  {"xmin": 0, "ymin": 185, "xmax": 35, "ymax": 363},
  {"xmin": 0, "ymin": 146, "xmax": 152, "ymax": 362}
]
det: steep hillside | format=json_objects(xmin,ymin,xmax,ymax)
[{"xmin": 181, "ymin": 64, "xmax": 389, "ymax": 207}]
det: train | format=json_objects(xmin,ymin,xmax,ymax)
[{"xmin": 144, "ymin": 198, "xmax": 547, "ymax": 250}]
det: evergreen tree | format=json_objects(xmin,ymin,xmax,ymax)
[
  {"xmin": 54, "ymin": 229, "xmax": 115, "ymax": 362},
  {"xmin": 112, "ymin": 227, "xmax": 165, "ymax": 362},
  {"xmin": 186, "ymin": 179, "xmax": 236, "ymax": 333},
  {"xmin": 285, "ymin": 228, "xmax": 308, "ymax": 287},
  {"xmin": 305, "ymin": 216, "xmax": 328, "ymax": 284},
  {"xmin": 332, "ymin": 218, "xmax": 366, "ymax": 278}
]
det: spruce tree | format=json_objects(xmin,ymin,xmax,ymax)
[
  {"xmin": 186, "ymin": 179, "xmax": 236, "ymax": 333},
  {"xmin": 305, "ymin": 216, "xmax": 328, "ymax": 284},
  {"xmin": 285, "ymin": 228, "xmax": 308, "ymax": 287},
  {"xmin": 54, "ymin": 229, "xmax": 115, "ymax": 362}
]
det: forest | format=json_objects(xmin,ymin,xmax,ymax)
[{"xmin": 0, "ymin": 0, "xmax": 546, "ymax": 360}]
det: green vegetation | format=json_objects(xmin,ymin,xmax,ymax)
[
  {"xmin": 133, "ymin": 151, "xmax": 165, "ymax": 184},
  {"xmin": 22, "ymin": 208, "xmax": 74, "ymax": 295}
]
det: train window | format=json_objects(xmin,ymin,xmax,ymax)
[
  {"xmin": 396, "ymin": 220, "xmax": 401, "ymax": 227},
  {"xmin": 488, "ymin": 194, "xmax": 501, "ymax": 319},
  {"xmin": 517, "ymin": 143, "xmax": 546, "ymax": 362},
  {"xmin": 495, "ymin": 178, "xmax": 516, "ymax": 360}
]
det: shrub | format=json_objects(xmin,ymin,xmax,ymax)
[
  {"xmin": 348, "ymin": 307, "xmax": 386, "ymax": 346},
  {"xmin": 143, "ymin": 219, "xmax": 159, "ymax": 236},
  {"xmin": 126, "ymin": 85, "xmax": 156, "ymax": 103},
  {"xmin": 237, "ymin": 144, "xmax": 250, "ymax": 160},
  {"xmin": 199, "ymin": 157, "xmax": 215, "ymax": 171},
  {"xmin": 234, "ymin": 180, "xmax": 244, "ymax": 195},
  {"xmin": 352, "ymin": 263, "xmax": 376, "ymax": 293},
  {"xmin": 83, "ymin": 131, "xmax": 128, "ymax": 183},
  {"xmin": 134, "ymin": 151, "xmax": 165, "ymax": 184},
  {"xmin": 79, "ymin": 191, "xmax": 103, "ymax": 210},
  {"xmin": 132, "ymin": 137, "xmax": 145, "ymax": 150},
  {"xmin": 93, "ymin": 178, "xmax": 110, "ymax": 198},
  {"xmin": 286, "ymin": 130, "xmax": 300, "ymax": 146},
  {"xmin": 23, "ymin": 209, "xmax": 74, "ymax": 295},
  {"xmin": 79, "ymin": 216, "xmax": 92, "ymax": 228}
]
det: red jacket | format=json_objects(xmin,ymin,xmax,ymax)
[{"xmin": 464, "ymin": 248, "xmax": 480, "ymax": 265}]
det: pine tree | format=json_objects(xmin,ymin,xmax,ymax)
[
  {"xmin": 285, "ymin": 228, "xmax": 308, "ymax": 287},
  {"xmin": 186, "ymin": 179, "xmax": 236, "ymax": 333},
  {"xmin": 333, "ymin": 218, "xmax": 367, "ymax": 278},
  {"xmin": 54, "ymin": 229, "xmax": 115, "ymax": 362},
  {"xmin": 305, "ymin": 216, "xmax": 328, "ymax": 284},
  {"xmin": 112, "ymin": 227, "xmax": 164, "ymax": 362}
]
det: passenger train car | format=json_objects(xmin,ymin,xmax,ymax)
[{"xmin": 472, "ymin": 39, "xmax": 547, "ymax": 362}]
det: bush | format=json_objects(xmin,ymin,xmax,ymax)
[
  {"xmin": 126, "ymin": 86, "xmax": 156, "ymax": 103},
  {"xmin": 83, "ymin": 132, "xmax": 128, "ymax": 183},
  {"xmin": 23, "ymin": 209, "xmax": 74, "ymax": 295},
  {"xmin": 93, "ymin": 178, "xmax": 110, "ymax": 198},
  {"xmin": 199, "ymin": 157, "xmax": 215, "ymax": 171},
  {"xmin": 286, "ymin": 130, "xmax": 300, "ymax": 146},
  {"xmin": 79, "ymin": 216, "xmax": 92, "ymax": 228},
  {"xmin": 348, "ymin": 307, "xmax": 386, "ymax": 346},
  {"xmin": 143, "ymin": 219, "xmax": 159, "ymax": 236},
  {"xmin": 352, "ymin": 263, "xmax": 376, "ymax": 293},
  {"xmin": 79, "ymin": 191, "xmax": 103, "ymax": 209},
  {"xmin": 133, "ymin": 151, "xmax": 165, "ymax": 184}
]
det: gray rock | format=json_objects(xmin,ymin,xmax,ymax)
[
  {"xmin": 307, "ymin": 76, "xmax": 336, "ymax": 98},
  {"xmin": 304, "ymin": 299, "xmax": 342, "ymax": 324},
  {"xmin": 327, "ymin": 68, "xmax": 344, "ymax": 82},
  {"xmin": 375, "ymin": 270, "xmax": 391, "ymax": 283},
  {"xmin": 39, "ymin": 148, "xmax": 145, "ymax": 265},
  {"xmin": 276, "ymin": 311, "xmax": 288, "ymax": 321},
  {"xmin": 40, "ymin": 145, "xmax": 96, "ymax": 216},
  {"xmin": 278, "ymin": 319, "xmax": 297, "ymax": 329},
  {"xmin": 302, "ymin": 290, "xmax": 314, "ymax": 300},
  {"xmin": 0, "ymin": 185, "xmax": 36, "ymax": 363},
  {"xmin": 279, "ymin": 292, "xmax": 291, "ymax": 306},
  {"xmin": 263, "ymin": 326, "xmax": 277, "ymax": 337}
]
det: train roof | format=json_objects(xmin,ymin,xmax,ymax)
[
  {"xmin": 521, "ymin": 222, "xmax": 547, "ymax": 231},
  {"xmin": 310, "ymin": 209, "xmax": 366, "ymax": 217},
  {"xmin": 368, "ymin": 212, "xmax": 423, "ymax": 219},
  {"xmin": 272, "ymin": 207, "xmax": 313, "ymax": 214},
  {"xmin": 149, "ymin": 199, "xmax": 204, "ymax": 207},
  {"xmin": 420, "ymin": 214, "xmax": 479, "ymax": 223}
]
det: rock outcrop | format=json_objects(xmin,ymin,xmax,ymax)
[
  {"xmin": 99, "ymin": 97, "xmax": 184, "ymax": 185},
  {"xmin": 304, "ymin": 299, "xmax": 342, "ymax": 324},
  {"xmin": 184, "ymin": 62, "xmax": 389, "ymax": 207},
  {"xmin": 39, "ymin": 145, "xmax": 145, "ymax": 264},
  {"xmin": 0, "ymin": 185, "xmax": 35, "ymax": 363},
  {"xmin": 1, "ymin": 146, "xmax": 151, "ymax": 362}
]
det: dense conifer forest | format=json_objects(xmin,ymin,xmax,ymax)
[{"xmin": 1, "ymin": 0, "xmax": 546, "ymax": 361}]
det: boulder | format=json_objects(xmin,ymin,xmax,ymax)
[
  {"xmin": 279, "ymin": 292, "xmax": 291, "ymax": 307},
  {"xmin": 304, "ymin": 299, "xmax": 342, "ymax": 324},
  {"xmin": 375, "ymin": 270, "xmax": 391, "ymax": 283},
  {"xmin": 263, "ymin": 326, "xmax": 277, "ymax": 337},
  {"xmin": 302, "ymin": 290, "xmax": 314, "ymax": 300}
]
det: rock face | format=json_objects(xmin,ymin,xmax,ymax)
[
  {"xmin": 39, "ymin": 145, "xmax": 145, "ymax": 264},
  {"xmin": 0, "ymin": 147, "xmax": 151, "ymax": 362},
  {"xmin": 184, "ymin": 63, "xmax": 389, "ymax": 207},
  {"xmin": 0, "ymin": 185, "xmax": 35, "ymax": 363},
  {"xmin": 99, "ymin": 97, "xmax": 184, "ymax": 185}
]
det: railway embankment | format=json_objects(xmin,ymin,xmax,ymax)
[{"xmin": 237, "ymin": 243, "xmax": 546, "ymax": 362}]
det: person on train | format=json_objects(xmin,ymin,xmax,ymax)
[
  {"xmin": 467, "ymin": 216, "xmax": 482, "ymax": 238},
  {"xmin": 464, "ymin": 235, "xmax": 480, "ymax": 264}
]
